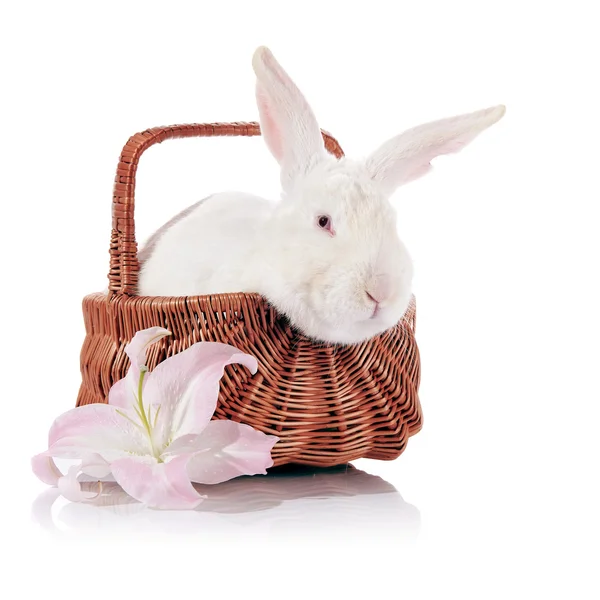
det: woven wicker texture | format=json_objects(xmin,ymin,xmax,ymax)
[{"xmin": 77, "ymin": 122, "xmax": 422, "ymax": 467}]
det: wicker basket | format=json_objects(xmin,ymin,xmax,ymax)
[{"xmin": 76, "ymin": 122, "xmax": 423, "ymax": 467}]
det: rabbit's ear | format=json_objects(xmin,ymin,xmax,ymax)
[
  {"xmin": 365, "ymin": 105, "xmax": 506, "ymax": 196},
  {"xmin": 252, "ymin": 46, "xmax": 327, "ymax": 190}
]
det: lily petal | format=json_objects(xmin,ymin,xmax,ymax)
[
  {"xmin": 107, "ymin": 377, "xmax": 130, "ymax": 410},
  {"xmin": 110, "ymin": 455, "xmax": 205, "ymax": 510},
  {"xmin": 47, "ymin": 403, "xmax": 151, "ymax": 461},
  {"xmin": 125, "ymin": 326, "xmax": 172, "ymax": 371},
  {"xmin": 57, "ymin": 465, "xmax": 103, "ymax": 502},
  {"xmin": 165, "ymin": 420, "xmax": 279, "ymax": 485},
  {"xmin": 32, "ymin": 453, "xmax": 63, "ymax": 486},
  {"xmin": 110, "ymin": 327, "xmax": 172, "ymax": 410},
  {"xmin": 144, "ymin": 343, "xmax": 258, "ymax": 447},
  {"xmin": 31, "ymin": 451, "xmax": 111, "ymax": 487},
  {"xmin": 80, "ymin": 453, "xmax": 112, "ymax": 479}
]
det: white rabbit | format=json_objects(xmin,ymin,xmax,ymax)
[{"xmin": 138, "ymin": 46, "xmax": 505, "ymax": 344}]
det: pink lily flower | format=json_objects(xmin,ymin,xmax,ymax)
[{"xmin": 32, "ymin": 327, "xmax": 278, "ymax": 509}]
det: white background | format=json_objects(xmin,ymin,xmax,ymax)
[{"xmin": 1, "ymin": 1, "xmax": 599, "ymax": 598}]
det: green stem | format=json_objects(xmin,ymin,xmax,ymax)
[{"xmin": 136, "ymin": 367, "xmax": 161, "ymax": 460}]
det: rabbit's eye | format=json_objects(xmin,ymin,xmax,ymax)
[{"xmin": 317, "ymin": 215, "xmax": 334, "ymax": 235}]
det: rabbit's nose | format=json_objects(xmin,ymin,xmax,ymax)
[{"xmin": 366, "ymin": 275, "xmax": 393, "ymax": 305}]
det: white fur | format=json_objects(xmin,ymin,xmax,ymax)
[
  {"xmin": 138, "ymin": 46, "xmax": 505, "ymax": 344},
  {"xmin": 365, "ymin": 105, "xmax": 506, "ymax": 195}
]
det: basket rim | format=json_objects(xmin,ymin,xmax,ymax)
[
  {"xmin": 88, "ymin": 290, "xmax": 416, "ymax": 315},
  {"xmin": 84, "ymin": 292, "xmax": 417, "ymax": 343}
]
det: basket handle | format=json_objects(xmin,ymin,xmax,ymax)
[{"xmin": 108, "ymin": 122, "xmax": 345, "ymax": 296}]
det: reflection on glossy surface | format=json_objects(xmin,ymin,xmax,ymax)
[{"xmin": 31, "ymin": 464, "xmax": 420, "ymax": 541}]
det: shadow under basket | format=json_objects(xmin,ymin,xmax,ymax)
[{"xmin": 77, "ymin": 122, "xmax": 423, "ymax": 467}]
